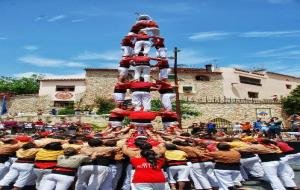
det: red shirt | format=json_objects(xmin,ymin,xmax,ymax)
[
  {"xmin": 155, "ymin": 59, "xmax": 169, "ymax": 69},
  {"xmin": 35, "ymin": 121, "xmax": 44, "ymax": 126},
  {"xmin": 157, "ymin": 81, "xmax": 174, "ymax": 94},
  {"xmin": 119, "ymin": 57, "xmax": 132, "ymax": 68},
  {"xmin": 114, "ymin": 82, "xmax": 129, "ymax": 93},
  {"xmin": 131, "ymin": 56, "xmax": 152, "ymax": 66},
  {"xmin": 109, "ymin": 108, "xmax": 131, "ymax": 121},
  {"xmin": 121, "ymin": 36, "xmax": 134, "ymax": 47},
  {"xmin": 131, "ymin": 157, "xmax": 166, "ymax": 183},
  {"xmin": 276, "ymin": 141, "xmax": 294, "ymax": 153},
  {"xmin": 129, "ymin": 33, "xmax": 155, "ymax": 41},
  {"xmin": 161, "ymin": 111, "xmax": 178, "ymax": 122},
  {"xmin": 128, "ymin": 111, "xmax": 158, "ymax": 121},
  {"xmin": 153, "ymin": 37, "xmax": 165, "ymax": 49},
  {"xmin": 129, "ymin": 81, "xmax": 156, "ymax": 90}
]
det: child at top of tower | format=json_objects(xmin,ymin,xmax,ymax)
[{"xmin": 130, "ymin": 14, "xmax": 160, "ymax": 36}]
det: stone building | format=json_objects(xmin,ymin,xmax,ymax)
[{"xmin": 3, "ymin": 66, "xmax": 300, "ymax": 128}]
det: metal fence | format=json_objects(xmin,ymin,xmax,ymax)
[{"xmin": 180, "ymin": 96, "xmax": 281, "ymax": 104}]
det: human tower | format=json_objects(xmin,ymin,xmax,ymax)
[{"xmin": 108, "ymin": 14, "xmax": 179, "ymax": 132}]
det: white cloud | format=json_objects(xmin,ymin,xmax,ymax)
[
  {"xmin": 0, "ymin": 37, "xmax": 8, "ymax": 40},
  {"xmin": 47, "ymin": 15, "xmax": 67, "ymax": 22},
  {"xmin": 18, "ymin": 55, "xmax": 86, "ymax": 68},
  {"xmin": 177, "ymin": 49, "xmax": 218, "ymax": 66},
  {"xmin": 254, "ymin": 45, "xmax": 300, "ymax": 59},
  {"xmin": 23, "ymin": 45, "xmax": 39, "ymax": 51},
  {"xmin": 14, "ymin": 72, "xmax": 85, "ymax": 79},
  {"xmin": 267, "ymin": 0, "xmax": 294, "ymax": 3},
  {"xmin": 34, "ymin": 15, "xmax": 46, "ymax": 21},
  {"xmin": 71, "ymin": 19, "xmax": 85, "ymax": 23},
  {"xmin": 73, "ymin": 50, "xmax": 120, "ymax": 61},
  {"xmin": 189, "ymin": 32, "xmax": 233, "ymax": 41},
  {"xmin": 240, "ymin": 30, "xmax": 300, "ymax": 38}
]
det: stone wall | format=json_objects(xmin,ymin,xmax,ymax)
[
  {"xmin": 180, "ymin": 102, "xmax": 285, "ymax": 127},
  {"xmin": 82, "ymin": 70, "xmax": 117, "ymax": 105},
  {"xmin": 1, "ymin": 95, "xmax": 52, "ymax": 115}
]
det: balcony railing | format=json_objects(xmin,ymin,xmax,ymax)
[{"xmin": 181, "ymin": 96, "xmax": 281, "ymax": 104}]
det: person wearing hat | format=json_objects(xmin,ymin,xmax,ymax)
[{"xmin": 38, "ymin": 147, "xmax": 89, "ymax": 190}]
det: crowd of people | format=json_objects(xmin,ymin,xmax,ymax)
[{"xmin": 0, "ymin": 14, "xmax": 299, "ymax": 190}]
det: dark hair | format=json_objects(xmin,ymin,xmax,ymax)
[
  {"xmin": 180, "ymin": 132, "xmax": 191, "ymax": 137},
  {"xmin": 217, "ymin": 143, "xmax": 231, "ymax": 151},
  {"xmin": 134, "ymin": 139, "xmax": 146, "ymax": 148},
  {"xmin": 103, "ymin": 140, "xmax": 117, "ymax": 147},
  {"xmin": 172, "ymin": 140, "xmax": 189, "ymax": 146},
  {"xmin": 165, "ymin": 143, "xmax": 177, "ymax": 150},
  {"xmin": 68, "ymin": 139, "xmax": 78, "ymax": 144},
  {"xmin": 64, "ymin": 147, "xmax": 77, "ymax": 157},
  {"xmin": 260, "ymin": 138, "xmax": 276, "ymax": 145},
  {"xmin": 139, "ymin": 142, "xmax": 152, "ymax": 150},
  {"xmin": 141, "ymin": 149, "xmax": 157, "ymax": 169},
  {"xmin": 88, "ymin": 138, "xmax": 103, "ymax": 147},
  {"xmin": 44, "ymin": 142, "xmax": 63, "ymax": 151},
  {"xmin": 22, "ymin": 142, "xmax": 36, "ymax": 150}
]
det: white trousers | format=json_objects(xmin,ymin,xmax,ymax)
[
  {"xmin": 34, "ymin": 168, "xmax": 52, "ymax": 189},
  {"xmin": 121, "ymin": 46, "xmax": 133, "ymax": 57},
  {"xmin": 166, "ymin": 165, "xmax": 190, "ymax": 184},
  {"xmin": 214, "ymin": 169, "xmax": 242, "ymax": 190},
  {"xmin": 109, "ymin": 121, "xmax": 123, "ymax": 128},
  {"xmin": 189, "ymin": 162, "xmax": 212, "ymax": 189},
  {"xmin": 100, "ymin": 163, "xmax": 123, "ymax": 190},
  {"xmin": 0, "ymin": 162, "xmax": 11, "ymax": 180},
  {"xmin": 118, "ymin": 67, "xmax": 129, "ymax": 77},
  {"xmin": 203, "ymin": 162, "xmax": 219, "ymax": 188},
  {"xmin": 240, "ymin": 155, "xmax": 264, "ymax": 178},
  {"xmin": 160, "ymin": 93, "xmax": 175, "ymax": 111},
  {"xmin": 39, "ymin": 173, "xmax": 74, "ymax": 190},
  {"xmin": 0, "ymin": 162, "xmax": 35, "ymax": 188},
  {"xmin": 133, "ymin": 183, "xmax": 166, "ymax": 190},
  {"xmin": 134, "ymin": 41, "xmax": 151, "ymax": 55},
  {"xmin": 75, "ymin": 165, "xmax": 110, "ymax": 190},
  {"xmin": 140, "ymin": 27, "xmax": 160, "ymax": 36},
  {"xmin": 132, "ymin": 91, "xmax": 151, "ymax": 111},
  {"xmin": 134, "ymin": 66, "xmax": 150, "ymax": 82},
  {"xmin": 261, "ymin": 161, "xmax": 286, "ymax": 190},
  {"xmin": 156, "ymin": 47, "xmax": 167, "ymax": 58},
  {"xmin": 113, "ymin": 93, "xmax": 125, "ymax": 103},
  {"xmin": 278, "ymin": 159, "xmax": 297, "ymax": 188},
  {"xmin": 159, "ymin": 68, "xmax": 170, "ymax": 80}
]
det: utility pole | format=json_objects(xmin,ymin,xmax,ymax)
[{"xmin": 173, "ymin": 47, "xmax": 182, "ymax": 128}]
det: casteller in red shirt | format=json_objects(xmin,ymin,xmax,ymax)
[
  {"xmin": 131, "ymin": 157, "xmax": 166, "ymax": 183},
  {"xmin": 276, "ymin": 141, "xmax": 295, "ymax": 153}
]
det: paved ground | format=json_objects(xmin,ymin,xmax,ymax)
[{"xmin": 243, "ymin": 164, "xmax": 300, "ymax": 190}]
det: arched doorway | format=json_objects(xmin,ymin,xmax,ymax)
[{"xmin": 210, "ymin": 118, "xmax": 232, "ymax": 128}]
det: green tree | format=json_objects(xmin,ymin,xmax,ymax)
[
  {"xmin": 96, "ymin": 97, "xmax": 116, "ymax": 114},
  {"xmin": 0, "ymin": 75, "xmax": 40, "ymax": 94},
  {"xmin": 282, "ymin": 85, "xmax": 300, "ymax": 115}
]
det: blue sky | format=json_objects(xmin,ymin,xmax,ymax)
[{"xmin": 0, "ymin": 0, "xmax": 300, "ymax": 78}]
